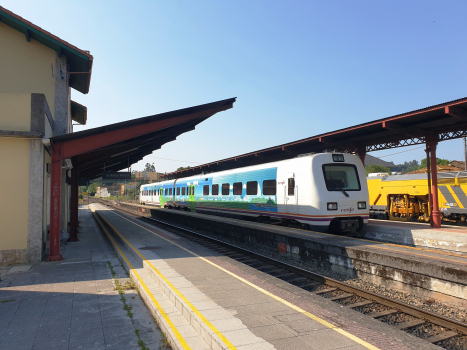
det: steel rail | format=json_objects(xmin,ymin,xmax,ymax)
[{"xmin": 95, "ymin": 199, "xmax": 467, "ymax": 337}]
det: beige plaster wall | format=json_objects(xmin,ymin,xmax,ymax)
[
  {"xmin": 0, "ymin": 138, "xmax": 29, "ymax": 250},
  {"xmin": 0, "ymin": 92, "xmax": 31, "ymax": 131},
  {"xmin": 0, "ymin": 22, "xmax": 56, "ymax": 120}
]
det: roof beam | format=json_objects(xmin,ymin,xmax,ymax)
[
  {"xmin": 58, "ymin": 105, "xmax": 231, "ymax": 159},
  {"xmin": 445, "ymin": 106, "xmax": 467, "ymax": 119},
  {"xmin": 24, "ymin": 27, "xmax": 31, "ymax": 42},
  {"xmin": 382, "ymin": 121, "xmax": 425, "ymax": 139}
]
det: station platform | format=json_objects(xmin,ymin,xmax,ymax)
[
  {"xmin": 365, "ymin": 220, "xmax": 467, "ymax": 253},
  {"xmin": 0, "ymin": 205, "xmax": 164, "ymax": 350},
  {"xmin": 90, "ymin": 202, "xmax": 441, "ymax": 350}
]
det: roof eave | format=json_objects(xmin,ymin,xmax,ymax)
[{"xmin": 0, "ymin": 6, "xmax": 93, "ymax": 94}]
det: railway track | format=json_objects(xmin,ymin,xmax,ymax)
[{"xmin": 93, "ymin": 199, "xmax": 467, "ymax": 349}]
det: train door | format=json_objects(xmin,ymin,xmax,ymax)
[
  {"xmin": 285, "ymin": 174, "xmax": 297, "ymax": 214},
  {"xmin": 160, "ymin": 187, "xmax": 165, "ymax": 207},
  {"xmin": 188, "ymin": 185, "xmax": 196, "ymax": 212}
]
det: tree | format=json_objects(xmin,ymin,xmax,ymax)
[
  {"xmin": 419, "ymin": 158, "xmax": 450, "ymax": 169},
  {"xmin": 144, "ymin": 163, "xmax": 155, "ymax": 172},
  {"xmin": 365, "ymin": 164, "xmax": 391, "ymax": 176},
  {"xmin": 86, "ymin": 183, "xmax": 97, "ymax": 195},
  {"xmin": 391, "ymin": 160, "xmax": 419, "ymax": 174},
  {"xmin": 176, "ymin": 166, "xmax": 190, "ymax": 171}
]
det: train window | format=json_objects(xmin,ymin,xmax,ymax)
[
  {"xmin": 182, "ymin": 187, "xmax": 186, "ymax": 195},
  {"xmin": 247, "ymin": 181, "xmax": 257, "ymax": 195},
  {"xmin": 203, "ymin": 185, "xmax": 209, "ymax": 195},
  {"xmin": 263, "ymin": 180, "xmax": 276, "ymax": 195},
  {"xmin": 288, "ymin": 178, "xmax": 295, "ymax": 196},
  {"xmin": 212, "ymin": 184, "xmax": 219, "ymax": 195},
  {"xmin": 322, "ymin": 164, "xmax": 361, "ymax": 191},
  {"xmin": 177, "ymin": 187, "xmax": 180, "ymax": 195},
  {"xmin": 222, "ymin": 183, "xmax": 230, "ymax": 195},
  {"xmin": 233, "ymin": 182, "xmax": 242, "ymax": 195},
  {"xmin": 165, "ymin": 188, "xmax": 168, "ymax": 196},
  {"xmin": 169, "ymin": 188, "xmax": 173, "ymax": 195}
]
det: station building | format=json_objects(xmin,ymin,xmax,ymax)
[{"xmin": 0, "ymin": 6, "xmax": 93, "ymax": 265}]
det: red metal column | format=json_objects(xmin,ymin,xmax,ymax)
[
  {"xmin": 425, "ymin": 146, "xmax": 433, "ymax": 227},
  {"xmin": 68, "ymin": 160, "xmax": 79, "ymax": 242},
  {"xmin": 429, "ymin": 141, "xmax": 441, "ymax": 228},
  {"xmin": 47, "ymin": 144, "xmax": 64, "ymax": 261},
  {"xmin": 357, "ymin": 147, "xmax": 366, "ymax": 166}
]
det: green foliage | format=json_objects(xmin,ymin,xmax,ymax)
[
  {"xmin": 176, "ymin": 166, "xmax": 191, "ymax": 171},
  {"xmin": 391, "ymin": 160, "xmax": 419, "ymax": 174},
  {"xmin": 419, "ymin": 158, "xmax": 450, "ymax": 169},
  {"xmin": 144, "ymin": 162, "xmax": 156, "ymax": 172},
  {"xmin": 365, "ymin": 164, "xmax": 391, "ymax": 176},
  {"xmin": 86, "ymin": 183, "xmax": 98, "ymax": 195}
]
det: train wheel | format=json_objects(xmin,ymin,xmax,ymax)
[{"xmin": 460, "ymin": 215, "xmax": 466, "ymax": 224}]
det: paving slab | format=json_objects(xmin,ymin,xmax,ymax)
[
  {"xmin": 0, "ymin": 206, "xmax": 166, "ymax": 350},
  {"xmin": 92, "ymin": 203, "xmax": 443, "ymax": 350}
]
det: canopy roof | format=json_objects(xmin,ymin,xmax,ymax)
[
  {"xmin": 164, "ymin": 97, "xmax": 467, "ymax": 179},
  {"xmin": 0, "ymin": 6, "xmax": 93, "ymax": 94},
  {"xmin": 51, "ymin": 98, "xmax": 236, "ymax": 180}
]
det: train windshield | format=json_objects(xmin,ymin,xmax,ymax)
[{"xmin": 322, "ymin": 164, "xmax": 361, "ymax": 191}]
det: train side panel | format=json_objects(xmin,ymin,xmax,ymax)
[{"xmin": 367, "ymin": 172, "xmax": 467, "ymax": 223}]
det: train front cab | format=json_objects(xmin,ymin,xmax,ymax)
[{"xmin": 312, "ymin": 153, "xmax": 369, "ymax": 235}]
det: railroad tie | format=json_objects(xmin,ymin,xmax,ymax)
[
  {"xmin": 426, "ymin": 331, "xmax": 459, "ymax": 344},
  {"xmin": 314, "ymin": 288, "xmax": 338, "ymax": 295},
  {"xmin": 346, "ymin": 300, "xmax": 374, "ymax": 309},
  {"xmin": 328, "ymin": 293, "xmax": 353, "ymax": 301},
  {"xmin": 368, "ymin": 309, "xmax": 398, "ymax": 318},
  {"xmin": 395, "ymin": 319, "xmax": 426, "ymax": 330}
]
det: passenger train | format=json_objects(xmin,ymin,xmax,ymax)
[{"xmin": 140, "ymin": 153, "xmax": 370, "ymax": 235}]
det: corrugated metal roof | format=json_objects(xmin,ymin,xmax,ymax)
[
  {"xmin": 52, "ymin": 98, "xmax": 236, "ymax": 180},
  {"xmin": 164, "ymin": 96, "xmax": 467, "ymax": 179}
]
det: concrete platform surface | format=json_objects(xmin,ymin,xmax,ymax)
[
  {"xmin": 365, "ymin": 219, "xmax": 467, "ymax": 252},
  {"xmin": 137, "ymin": 205, "xmax": 467, "ymax": 304},
  {"xmin": 0, "ymin": 206, "xmax": 165, "ymax": 350},
  {"xmin": 91, "ymin": 203, "xmax": 442, "ymax": 350}
]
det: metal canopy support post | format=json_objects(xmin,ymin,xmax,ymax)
[
  {"xmin": 47, "ymin": 144, "xmax": 64, "ymax": 261},
  {"xmin": 429, "ymin": 141, "xmax": 441, "ymax": 228},
  {"xmin": 68, "ymin": 160, "xmax": 79, "ymax": 242},
  {"xmin": 357, "ymin": 147, "xmax": 366, "ymax": 167},
  {"xmin": 425, "ymin": 146, "xmax": 433, "ymax": 227}
]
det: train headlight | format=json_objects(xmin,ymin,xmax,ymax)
[
  {"xmin": 358, "ymin": 201, "xmax": 366, "ymax": 209},
  {"xmin": 327, "ymin": 202, "xmax": 338, "ymax": 210},
  {"xmin": 332, "ymin": 154, "xmax": 344, "ymax": 162}
]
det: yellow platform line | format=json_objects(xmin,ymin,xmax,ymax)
[
  {"xmin": 99, "ymin": 205, "xmax": 380, "ymax": 350},
  {"xmin": 90, "ymin": 206, "xmax": 192, "ymax": 350},
  {"xmin": 92, "ymin": 206, "xmax": 237, "ymax": 350}
]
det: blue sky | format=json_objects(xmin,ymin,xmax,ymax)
[{"xmin": 4, "ymin": 1, "xmax": 467, "ymax": 172}]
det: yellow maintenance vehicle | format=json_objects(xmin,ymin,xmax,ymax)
[{"xmin": 367, "ymin": 171, "xmax": 467, "ymax": 224}]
